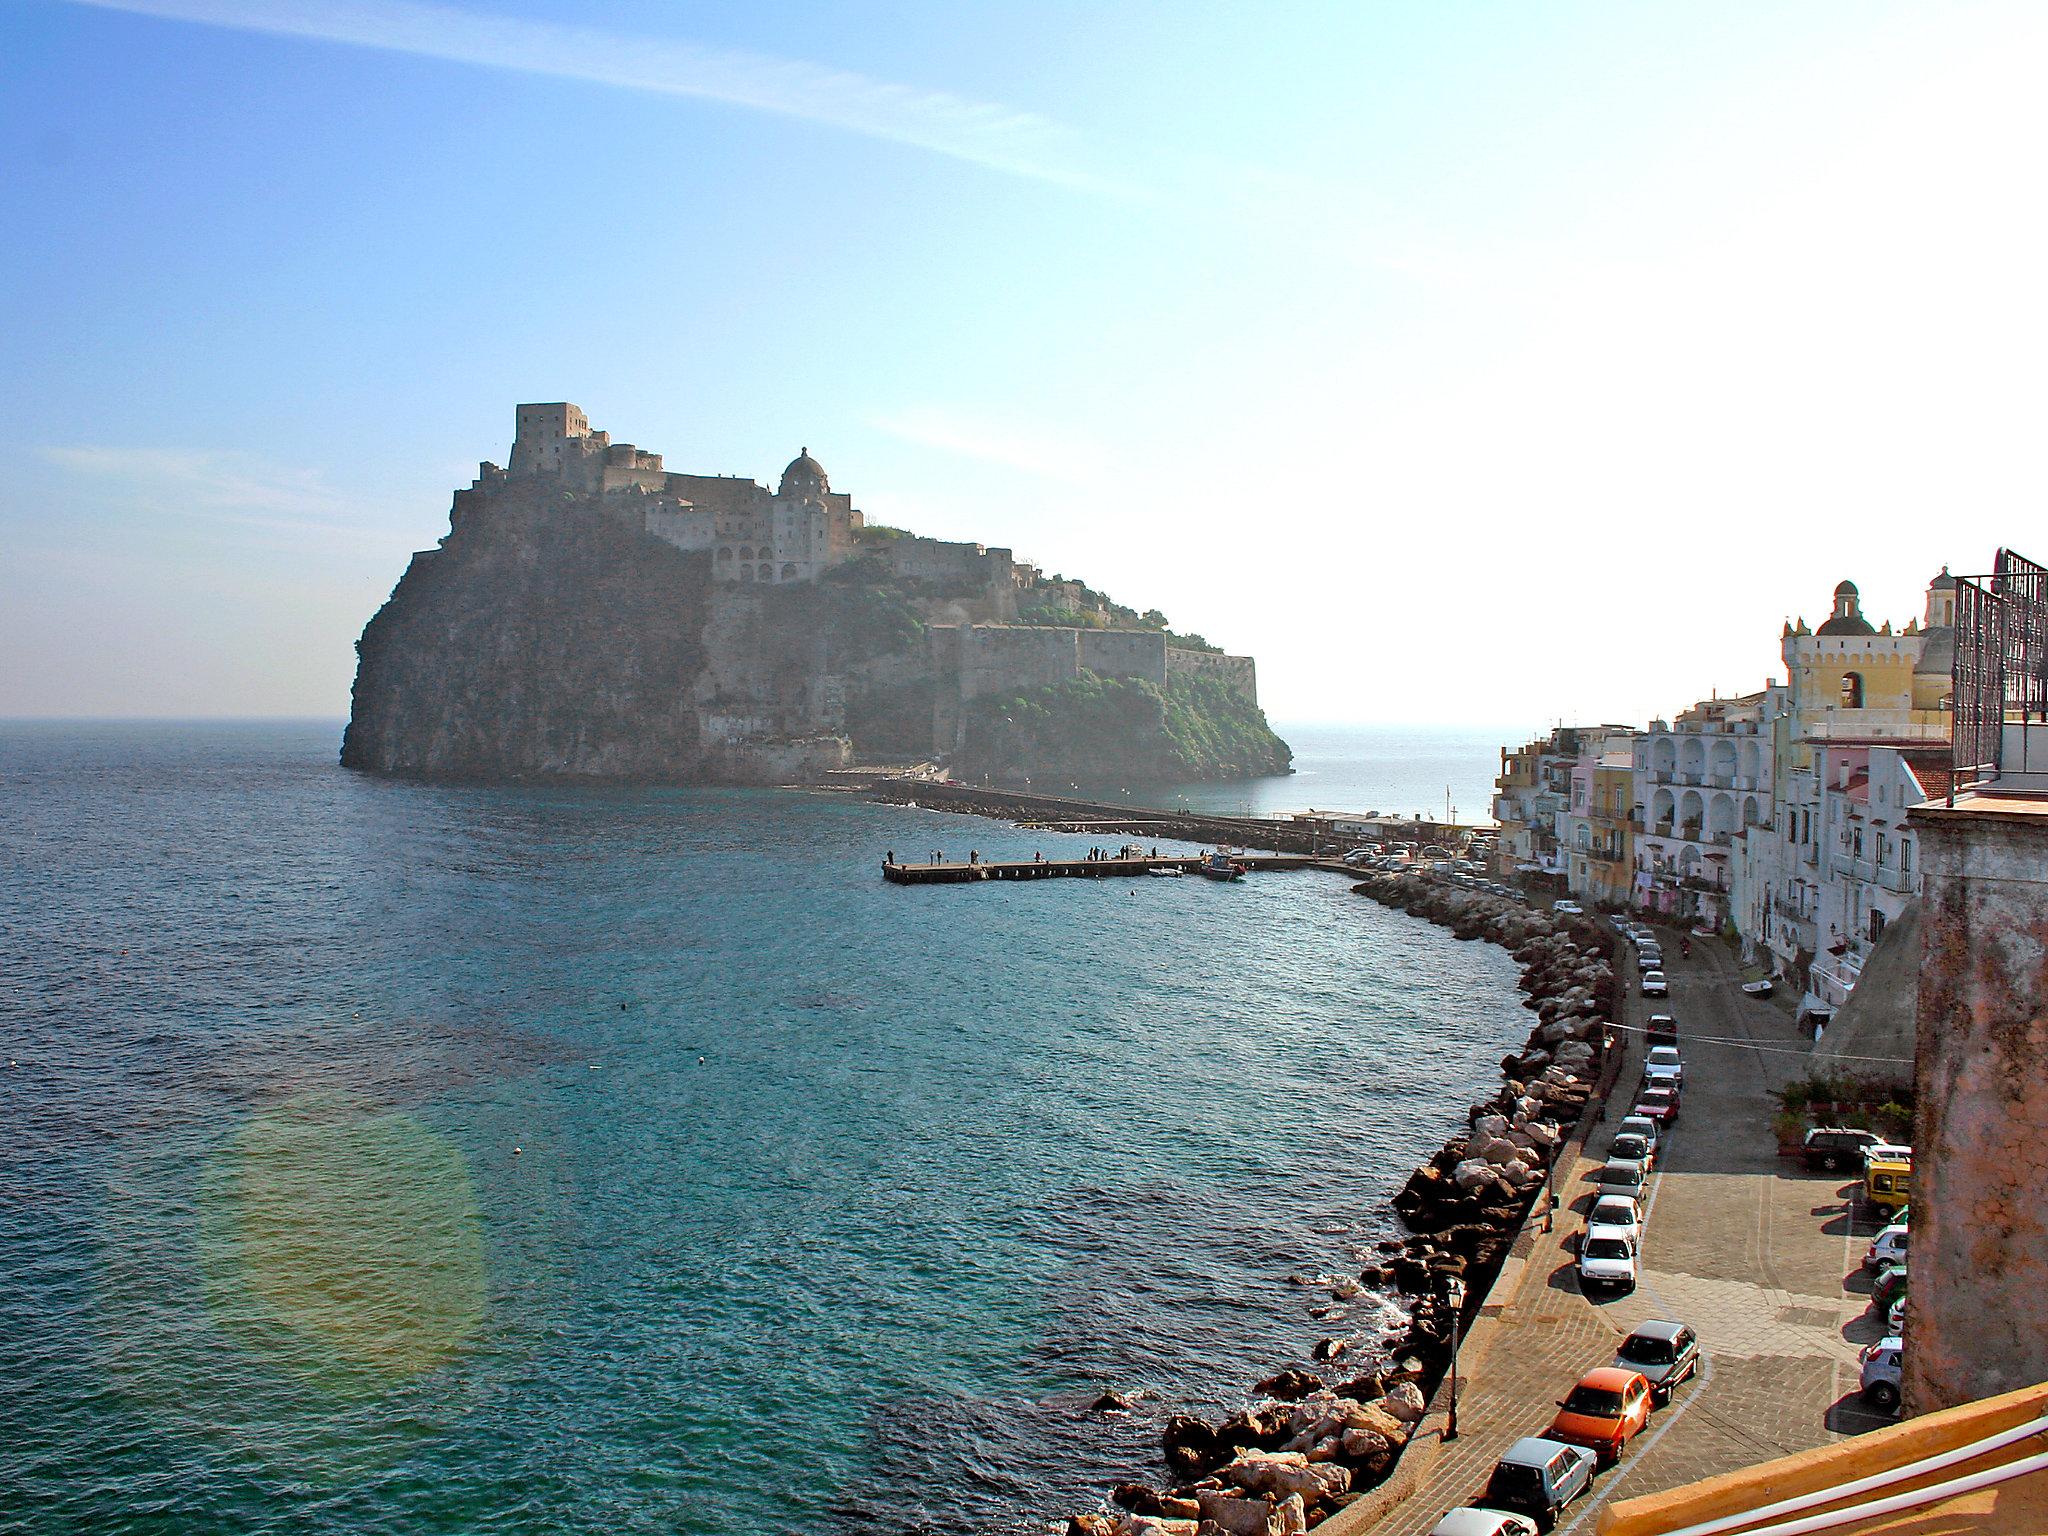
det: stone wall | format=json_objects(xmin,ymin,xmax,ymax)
[
  {"xmin": 1168, "ymin": 646, "xmax": 1258, "ymax": 703},
  {"xmin": 927, "ymin": 625, "xmax": 1175, "ymax": 754},
  {"xmin": 874, "ymin": 536, "xmax": 1017, "ymax": 592},
  {"xmin": 1902, "ymin": 795, "xmax": 2048, "ymax": 1413},
  {"xmin": 1078, "ymin": 629, "xmax": 1169, "ymax": 688}
]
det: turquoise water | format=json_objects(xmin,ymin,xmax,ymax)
[{"xmin": 1, "ymin": 721, "xmax": 1527, "ymax": 1535}]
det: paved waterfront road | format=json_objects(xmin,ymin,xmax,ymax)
[{"xmin": 1374, "ymin": 930, "xmax": 1898, "ymax": 1536}]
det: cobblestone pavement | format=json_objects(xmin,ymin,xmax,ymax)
[{"xmin": 1369, "ymin": 925, "xmax": 1902, "ymax": 1535}]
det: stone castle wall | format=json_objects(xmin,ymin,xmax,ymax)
[
  {"xmin": 927, "ymin": 625, "xmax": 1175, "ymax": 754},
  {"xmin": 1167, "ymin": 646, "xmax": 1258, "ymax": 703}
]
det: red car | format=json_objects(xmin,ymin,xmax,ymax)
[
  {"xmin": 1633, "ymin": 1085, "xmax": 1680, "ymax": 1125},
  {"xmin": 1547, "ymin": 1366, "xmax": 1655, "ymax": 1465}
]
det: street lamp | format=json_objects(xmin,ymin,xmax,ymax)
[{"xmin": 1444, "ymin": 1276, "xmax": 1467, "ymax": 1442}]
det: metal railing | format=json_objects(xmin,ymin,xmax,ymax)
[{"xmin": 1952, "ymin": 547, "xmax": 2048, "ymax": 797}]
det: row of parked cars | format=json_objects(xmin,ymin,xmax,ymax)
[
  {"xmin": 1616, "ymin": 920, "xmax": 1670, "ymax": 998},
  {"xmin": 1428, "ymin": 1041, "xmax": 1702, "ymax": 1534},
  {"xmin": 1428, "ymin": 1317, "xmax": 1706, "ymax": 1534},
  {"xmin": 1826, "ymin": 1132, "xmax": 1915, "ymax": 1414}
]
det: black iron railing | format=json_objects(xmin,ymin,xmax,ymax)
[{"xmin": 1951, "ymin": 547, "xmax": 2048, "ymax": 797}]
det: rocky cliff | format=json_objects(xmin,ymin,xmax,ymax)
[
  {"xmin": 343, "ymin": 476, "xmax": 1287, "ymax": 785},
  {"xmin": 342, "ymin": 483, "xmax": 837, "ymax": 782}
]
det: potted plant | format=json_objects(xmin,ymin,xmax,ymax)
[{"xmin": 1772, "ymin": 1111, "xmax": 1806, "ymax": 1156}]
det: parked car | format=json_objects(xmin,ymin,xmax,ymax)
[
  {"xmin": 1873, "ymin": 1261, "xmax": 1909, "ymax": 1315},
  {"xmin": 1598, "ymin": 1157, "xmax": 1649, "ymax": 1199},
  {"xmin": 1479, "ymin": 1437, "xmax": 1598, "ymax": 1530},
  {"xmin": 1553, "ymin": 900, "xmax": 1584, "ymax": 915},
  {"xmin": 1609, "ymin": 1131, "xmax": 1656, "ymax": 1170},
  {"xmin": 1860, "ymin": 1336, "xmax": 1904, "ymax": 1412},
  {"xmin": 1865, "ymin": 1223, "xmax": 1908, "ymax": 1272},
  {"xmin": 1342, "ymin": 847, "xmax": 1374, "ymax": 865},
  {"xmin": 1427, "ymin": 1510, "xmax": 1540, "ymax": 1536},
  {"xmin": 1576, "ymin": 1226, "xmax": 1640, "ymax": 1296},
  {"xmin": 1613, "ymin": 1319, "xmax": 1702, "ymax": 1404},
  {"xmin": 1804, "ymin": 1127, "xmax": 1882, "ymax": 1173},
  {"xmin": 1861, "ymin": 1142, "xmax": 1913, "ymax": 1171},
  {"xmin": 1741, "ymin": 977, "xmax": 1775, "ymax": 997},
  {"xmin": 1640, "ymin": 970, "xmax": 1669, "ymax": 997},
  {"xmin": 1637, "ymin": 943, "xmax": 1665, "ymax": 967},
  {"xmin": 1617, "ymin": 1114, "xmax": 1661, "ymax": 1154},
  {"xmin": 1633, "ymin": 1086, "xmax": 1680, "ymax": 1126},
  {"xmin": 1642, "ymin": 1045, "xmax": 1684, "ymax": 1091},
  {"xmin": 1547, "ymin": 1367, "xmax": 1654, "ymax": 1464},
  {"xmin": 1587, "ymin": 1193, "xmax": 1642, "ymax": 1243},
  {"xmin": 1888, "ymin": 1295, "xmax": 1907, "ymax": 1334},
  {"xmin": 1645, "ymin": 1014, "xmax": 1679, "ymax": 1046},
  {"xmin": 1864, "ymin": 1157, "xmax": 1913, "ymax": 1216}
]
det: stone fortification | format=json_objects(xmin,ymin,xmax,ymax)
[
  {"xmin": 344, "ymin": 403, "xmax": 1282, "ymax": 785},
  {"xmin": 1168, "ymin": 646, "xmax": 1257, "ymax": 701},
  {"xmin": 928, "ymin": 625, "xmax": 1259, "ymax": 757}
]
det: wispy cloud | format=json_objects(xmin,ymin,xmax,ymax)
[
  {"xmin": 869, "ymin": 407, "xmax": 1110, "ymax": 485},
  {"xmin": 37, "ymin": 444, "xmax": 410, "ymax": 550},
  {"xmin": 69, "ymin": 0, "xmax": 1129, "ymax": 195}
]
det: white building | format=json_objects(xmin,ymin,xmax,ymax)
[{"xmin": 1631, "ymin": 693, "xmax": 1771, "ymax": 929}]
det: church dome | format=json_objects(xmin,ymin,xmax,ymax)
[
  {"xmin": 779, "ymin": 448, "xmax": 828, "ymax": 496},
  {"xmin": 1928, "ymin": 565, "xmax": 1956, "ymax": 591},
  {"xmin": 1817, "ymin": 577, "xmax": 1876, "ymax": 637}
]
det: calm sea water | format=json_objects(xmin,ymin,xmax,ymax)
[
  {"xmin": 1086, "ymin": 723, "xmax": 1512, "ymax": 826},
  {"xmin": 0, "ymin": 721, "xmax": 1526, "ymax": 1536}
]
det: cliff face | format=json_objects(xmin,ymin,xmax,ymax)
[{"xmin": 342, "ymin": 485, "xmax": 725, "ymax": 781}]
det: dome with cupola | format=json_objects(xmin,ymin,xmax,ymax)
[{"xmin": 779, "ymin": 448, "xmax": 828, "ymax": 496}]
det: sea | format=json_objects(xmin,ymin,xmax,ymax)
[{"xmin": 0, "ymin": 720, "xmax": 1527, "ymax": 1536}]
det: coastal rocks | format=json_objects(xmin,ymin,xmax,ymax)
[
  {"xmin": 1059, "ymin": 867, "xmax": 1621, "ymax": 1536},
  {"xmin": 1215, "ymin": 1449, "xmax": 1350, "ymax": 1503},
  {"xmin": 1253, "ymin": 1369, "xmax": 1324, "ymax": 1401},
  {"xmin": 1092, "ymin": 1390, "xmax": 1140, "ymax": 1413}
]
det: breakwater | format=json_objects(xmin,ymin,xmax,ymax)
[
  {"xmin": 859, "ymin": 778, "xmax": 1477, "ymax": 856},
  {"xmin": 1063, "ymin": 870, "xmax": 1620, "ymax": 1536}
]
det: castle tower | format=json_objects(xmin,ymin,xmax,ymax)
[{"xmin": 509, "ymin": 402, "xmax": 589, "ymax": 477}]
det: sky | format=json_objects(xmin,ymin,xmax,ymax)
[{"xmin": 3, "ymin": 1, "xmax": 2045, "ymax": 729}]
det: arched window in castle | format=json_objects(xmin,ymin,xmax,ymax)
[
  {"xmin": 1840, "ymin": 671, "xmax": 1864, "ymax": 708},
  {"xmin": 716, "ymin": 547, "xmax": 732, "ymax": 563},
  {"xmin": 739, "ymin": 547, "xmax": 753, "ymax": 561},
  {"xmin": 781, "ymin": 563, "xmax": 798, "ymax": 581},
  {"xmin": 758, "ymin": 565, "xmax": 774, "ymax": 582},
  {"xmin": 740, "ymin": 566, "xmax": 755, "ymax": 582}
]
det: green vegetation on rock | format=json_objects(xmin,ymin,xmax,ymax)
[{"xmin": 956, "ymin": 670, "xmax": 1292, "ymax": 784}]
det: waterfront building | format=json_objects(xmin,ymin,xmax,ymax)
[
  {"xmin": 1561, "ymin": 733, "xmax": 1637, "ymax": 905},
  {"xmin": 1630, "ymin": 693, "xmax": 1770, "ymax": 928},
  {"xmin": 1492, "ymin": 726, "xmax": 1628, "ymax": 884}
]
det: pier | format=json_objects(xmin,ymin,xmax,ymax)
[{"xmin": 881, "ymin": 852, "xmax": 1338, "ymax": 884}]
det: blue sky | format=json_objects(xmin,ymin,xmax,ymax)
[{"xmin": 4, "ymin": 2, "xmax": 2045, "ymax": 724}]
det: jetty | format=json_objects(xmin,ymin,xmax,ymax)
[{"xmin": 882, "ymin": 852, "xmax": 1340, "ymax": 884}]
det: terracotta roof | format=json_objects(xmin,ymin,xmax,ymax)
[{"xmin": 1899, "ymin": 749, "xmax": 1955, "ymax": 803}]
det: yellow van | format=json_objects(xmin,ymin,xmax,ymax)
[{"xmin": 1865, "ymin": 1158, "xmax": 1913, "ymax": 1215}]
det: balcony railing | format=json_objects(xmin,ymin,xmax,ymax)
[{"xmin": 1952, "ymin": 548, "xmax": 2048, "ymax": 795}]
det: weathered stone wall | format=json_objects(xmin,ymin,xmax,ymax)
[
  {"xmin": 926, "ymin": 625, "xmax": 1176, "ymax": 754},
  {"xmin": 1168, "ymin": 646, "xmax": 1258, "ymax": 703},
  {"xmin": 1902, "ymin": 798, "xmax": 2048, "ymax": 1413},
  {"xmin": 1078, "ymin": 629, "xmax": 1169, "ymax": 687}
]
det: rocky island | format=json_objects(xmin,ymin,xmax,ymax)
[{"xmin": 342, "ymin": 403, "xmax": 1291, "ymax": 785}]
